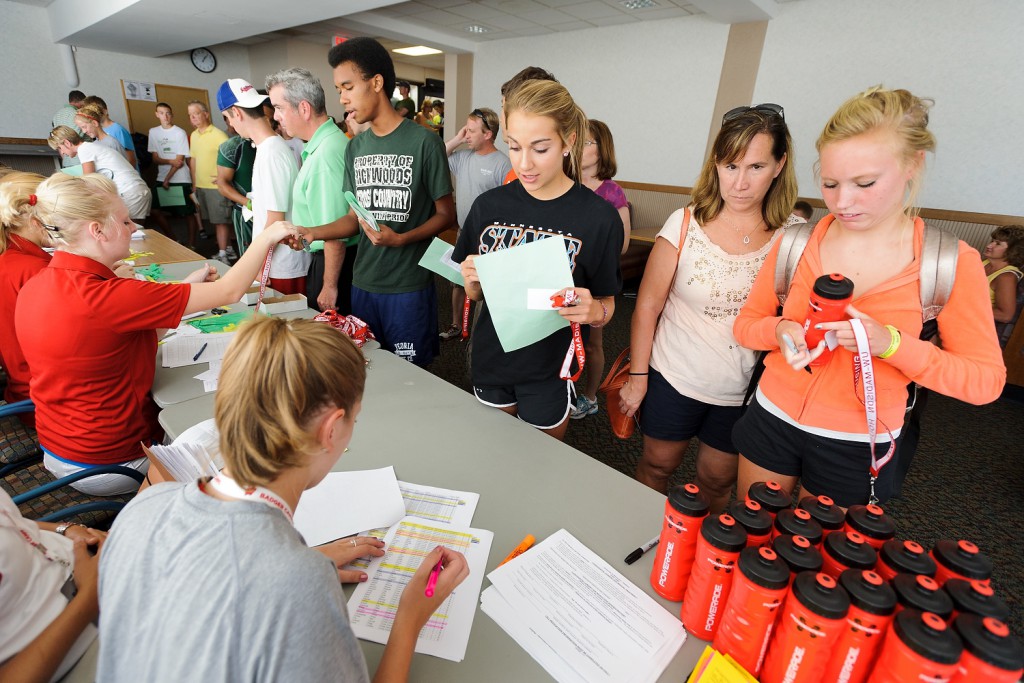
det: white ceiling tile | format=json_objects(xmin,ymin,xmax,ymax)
[
  {"xmin": 513, "ymin": 25, "xmax": 556, "ymax": 35},
  {"xmin": 404, "ymin": 7, "xmax": 469, "ymax": 24},
  {"xmin": 479, "ymin": 0, "xmax": 550, "ymax": 13},
  {"xmin": 446, "ymin": 3, "xmax": 506, "ymax": 19},
  {"xmin": 560, "ymin": 2, "xmax": 625, "ymax": 19},
  {"xmin": 631, "ymin": 6, "xmax": 691, "ymax": 19},
  {"xmin": 586, "ymin": 12, "xmax": 639, "ymax": 25},
  {"xmin": 384, "ymin": 2, "xmax": 436, "ymax": 15},
  {"xmin": 418, "ymin": 0, "xmax": 471, "ymax": 7},
  {"xmin": 520, "ymin": 7, "xmax": 576, "ymax": 23},
  {"xmin": 548, "ymin": 20, "xmax": 595, "ymax": 31},
  {"xmin": 484, "ymin": 12, "xmax": 538, "ymax": 29},
  {"xmin": 536, "ymin": 0, "xmax": 591, "ymax": 6}
]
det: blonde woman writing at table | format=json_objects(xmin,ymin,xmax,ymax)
[
  {"xmin": 97, "ymin": 317, "xmax": 469, "ymax": 683},
  {"xmin": 619, "ymin": 103, "xmax": 798, "ymax": 512},
  {"xmin": 731, "ymin": 86, "xmax": 1005, "ymax": 507},
  {"xmin": 13, "ymin": 172, "xmax": 299, "ymax": 496}
]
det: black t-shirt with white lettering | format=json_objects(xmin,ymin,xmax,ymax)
[{"xmin": 453, "ymin": 181, "xmax": 623, "ymax": 386}]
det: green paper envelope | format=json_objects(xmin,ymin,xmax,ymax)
[
  {"xmin": 156, "ymin": 185, "xmax": 186, "ymax": 207},
  {"xmin": 474, "ymin": 236, "xmax": 573, "ymax": 352},
  {"xmin": 418, "ymin": 237, "xmax": 465, "ymax": 286}
]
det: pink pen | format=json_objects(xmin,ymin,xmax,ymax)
[{"xmin": 424, "ymin": 556, "xmax": 443, "ymax": 597}]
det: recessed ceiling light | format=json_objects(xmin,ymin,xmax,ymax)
[
  {"xmin": 463, "ymin": 24, "xmax": 493, "ymax": 33},
  {"xmin": 620, "ymin": 0, "xmax": 658, "ymax": 8},
  {"xmin": 393, "ymin": 45, "xmax": 443, "ymax": 56}
]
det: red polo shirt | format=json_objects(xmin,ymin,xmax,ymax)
[
  {"xmin": 15, "ymin": 251, "xmax": 190, "ymax": 465},
  {"xmin": 0, "ymin": 234, "xmax": 51, "ymax": 413}
]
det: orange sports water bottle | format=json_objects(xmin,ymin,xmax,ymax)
[
  {"xmin": 804, "ymin": 273, "xmax": 854, "ymax": 367},
  {"xmin": 930, "ymin": 539, "xmax": 993, "ymax": 587},
  {"xmin": 844, "ymin": 504, "xmax": 896, "ymax": 550},
  {"xmin": 680, "ymin": 513, "xmax": 747, "ymax": 640},
  {"xmin": 797, "ymin": 494, "xmax": 845, "ymax": 539},
  {"xmin": 875, "ymin": 539, "xmax": 936, "ymax": 582},
  {"xmin": 713, "ymin": 546, "xmax": 790, "ymax": 678},
  {"xmin": 728, "ymin": 498, "xmax": 773, "ymax": 548},
  {"xmin": 772, "ymin": 508, "xmax": 823, "ymax": 547},
  {"xmin": 761, "ymin": 572, "xmax": 850, "ymax": 683},
  {"xmin": 867, "ymin": 610, "xmax": 962, "ymax": 683},
  {"xmin": 950, "ymin": 615, "xmax": 1023, "ymax": 683},
  {"xmin": 944, "ymin": 578, "xmax": 1010, "ymax": 622},
  {"xmin": 649, "ymin": 483, "xmax": 709, "ymax": 601},
  {"xmin": 822, "ymin": 569, "xmax": 897, "ymax": 683}
]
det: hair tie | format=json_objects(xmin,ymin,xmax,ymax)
[{"xmin": 28, "ymin": 194, "xmax": 37, "ymax": 206}]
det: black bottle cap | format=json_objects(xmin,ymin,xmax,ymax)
[
  {"xmin": 791, "ymin": 571, "xmax": 850, "ymax": 620},
  {"xmin": 892, "ymin": 574, "xmax": 954, "ymax": 619},
  {"xmin": 944, "ymin": 579, "xmax": 1010, "ymax": 622},
  {"xmin": 746, "ymin": 481, "xmax": 791, "ymax": 515},
  {"xmin": 845, "ymin": 504, "xmax": 896, "ymax": 542},
  {"xmin": 812, "ymin": 273, "xmax": 855, "ymax": 300},
  {"xmin": 772, "ymin": 534, "xmax": 823, "ymax": 574},
  {"xmin": 728, "ymin": 499, "xmax": 773, "ymax": 539},
  {"xmin": 824, "ymin": 531, "xmax": 878, "ymax": 571},
  {"xmin": 667, "ymin": 482, "xmax": 710, "ymax": 518},
  {"xmin": 774, "ymin": 508, "xmax": 824, "ymax": 547},
  {"xmin": 932, "ymin": 539, "xmax": 993, "ymax": 582},
  {"xmin": 879, "ymin": 539, "xmax": 937, "ymax": 577},
  {"xmin": 738, "ymin": 546, "xmax": 791, "ymax": 590},
  {"xmin": 797, "ymin": 494, "xmax": 845, "ymax": 532},
  {"xmin": 839, "ymin": 569, "xmax": 897, "ymax": 616},
  {"xmin": 893, "ymin": 610, "xmax": 963, "ymax": 665},
  {"xmin": 700, "ymin": 513, "xmax": 748, "ymax": 553},
  {"xmin": 952, "ymin": 614, "xmax": 1024, "ymax": 672}
]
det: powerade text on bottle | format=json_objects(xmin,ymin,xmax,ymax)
[
  {"xmin": 822, "ymin": 569, "xmax": 897, "ymax": 683},
  {"xmin": 761, "ymin": 572, "xmax": 850, "ymax": 683},
  {"xmin": 649, "ymin": 483, "xmax": 709, "ymax": 601},
  {"xmin": 680, "ymin": 513, "xmax": 747, "ymax": 640}
]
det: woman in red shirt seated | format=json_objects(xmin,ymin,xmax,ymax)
[
  {"xmin": 11, "ymin": 172, "xmax": 298, "ymax": 496},
  {"xmin": 0, "ymin": 171, "xmax": 49, "ymax": 419}
]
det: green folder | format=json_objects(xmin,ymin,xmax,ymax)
[
  {"xmin": 156, "ymin": 185, "xmax": 186, "ymax": 207},
  {"xmin": 418, "ymin": 237, "xmax": 465, "ymax": 286},
  {"xmin": 60, "ymin": 164, "xmax": 84, "ymax": 176},
  {"xmin": 474, "ymin": 236, "xmax": 573, "ymax": 353}
]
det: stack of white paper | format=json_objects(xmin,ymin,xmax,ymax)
[
  {"xmin": 481, "ymin": 529, "xmax": 686, "ymax": 683},
  {"xmin": 292, "ymin": 467, "xmax": 406, "ymax": 547},
  {"xmin": 161, "ymin": 332, "xmax": 237, "ymax": 368},
  {"xmin": 146, "ymin": 418, "xmax": 222, "ymax": 481},
  {"xmin": 193, "ymin": 360, "xmax": 222, "ymax": 392},
  {"xmin": 348, "ymin": 516, "xmax": 493, "ymax": 662}
]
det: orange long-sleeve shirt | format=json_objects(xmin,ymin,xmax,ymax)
[{"xmin": 734, "ymin": 215, "xmax": 1005, "ymax": 436}]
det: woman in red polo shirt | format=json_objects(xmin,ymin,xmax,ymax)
[
  {"xmin": 0, "ymin": 171, "xmax": 49, "ymax": 421},
  {"xmin": 11, "ymin": 172, "xmax": 299, "ymax": 496}
]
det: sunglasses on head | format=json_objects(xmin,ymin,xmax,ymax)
[
  {"xmin": 722, "ymin": 103, "xmax": 784, "ymax": 124},
  {"xmin": 470, "ymin": 109, "xmax": 486, "ymax": 120}
]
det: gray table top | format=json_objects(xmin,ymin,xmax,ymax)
[
  {"xmin": 151, "ymin": 304, "xmax": 340, "ymax": 407},
  {"xmin": 146, "ymin": 345, "xmax": 709, "ymax": 681}
]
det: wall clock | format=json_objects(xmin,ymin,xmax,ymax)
[{"xmin": 191, "ymin": 48, "xmax": 217, "ymax": 73}]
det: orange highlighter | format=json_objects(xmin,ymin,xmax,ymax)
[{"xmin": 498, "ymin": 534, "xmax": 536, "ymax": 567}]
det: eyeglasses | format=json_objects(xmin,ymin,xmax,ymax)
[
  {"xmin": 722, "ymin": 103, "xmax": 785, "ymax": 124},
  {"xmin": 583, "ymin": 140, "xmax": 598, "ymax": 146}
]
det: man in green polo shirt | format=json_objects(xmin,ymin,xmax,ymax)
[{"xmin": 265, "ymin": 67, "xmax": 353, "ymax": 313}]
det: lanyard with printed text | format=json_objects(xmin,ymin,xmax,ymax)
[
  {"xmin": 253, "ymin": 247, "xmax": 274, "ymax": 315},
  {"xmin": 849, "ymin": 318, "xmax": 895, "ymax": 505},
  {"xmin": 203, "ymin": 473, "xmax": 294, "ymax": 524}
]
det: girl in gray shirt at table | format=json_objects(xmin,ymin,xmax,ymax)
[{"xmin": 97, "ymin": 317, "xmax": 469, "ymax": 683}]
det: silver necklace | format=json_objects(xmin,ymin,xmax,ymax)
[{"xmin": 725, "ymin": 216, "xmax": 763, "ymax": 245}]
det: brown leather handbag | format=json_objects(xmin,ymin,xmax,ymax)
[{"xmin": 599, "ymin": 208, "xmax": 690, "ymax": 439}]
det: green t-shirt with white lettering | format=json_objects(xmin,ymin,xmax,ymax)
[{"xmin": 346, "ymin": 119, "xmax": 452, "ymax": 293}]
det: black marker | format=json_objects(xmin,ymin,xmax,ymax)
[{"xmin": 624, "ymin": 535, "xmax": 660, "ymax": 565}]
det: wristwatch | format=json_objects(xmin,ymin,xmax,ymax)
[{"xmin": 55, "ymin": 522, "xmax": 86, "ymax": 536}]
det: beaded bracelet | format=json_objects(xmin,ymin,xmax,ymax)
[
  {"xmin": 590, "ymin": 299, "xmax": 608, "ymax": 328},
  {"xmin": 878, "ymin": 325, "xmax": 902, "ymax": 359}
]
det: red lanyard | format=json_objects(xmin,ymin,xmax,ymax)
[
  {"xmin": 461, "ymin": 295, "xmax": 471, "ymax": 340},
  {"xmin": 554, "ymin": 289, "xmax": 586, "ymax": 381},
  {"xmin": 1, "ymin": 507, "xmax": 71, "ymax": 571},
  {"xmin": 253, "ymin": 247, "xmax": 274, "ymax": 314},
  {"xmin": 202, "ymin": 473, "xmax": 294, "ymax": 524},
  {"xmin": 849, "ymin": 319, "xmax": 895, "ymax": 505}
]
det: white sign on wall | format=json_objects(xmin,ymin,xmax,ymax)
[{"xmin": 123, "ymin": 80, "xmax": 157, "ymax": 102}]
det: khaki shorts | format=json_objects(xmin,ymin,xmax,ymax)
[{"xmin": 194, "ymin": 187, "xmax": 233, "ymax": 224}]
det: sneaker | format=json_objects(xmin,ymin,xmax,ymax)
[
  {"xmin": 212, "ymin": 250, "xmax": 231, "ymax": 265},
  {"xmin": 439, "ymin": 324, "xmax": 461, "ymax": 340},
  {"xmin": 224, "ymin": 246, "xmax": 238, "ymax": 263},
  {"xmin": 569, "ymin": 394, "xmax": 599, "ymax": 420},
  {"xmin": 199, "ymin": 228, "xmax": 210, "ymax": 239}
]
